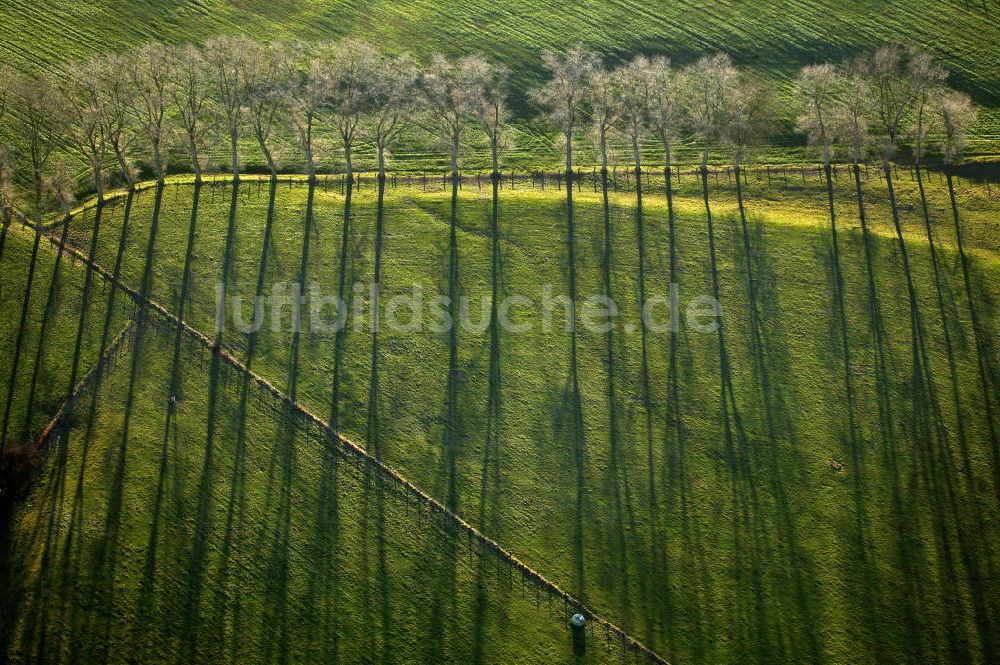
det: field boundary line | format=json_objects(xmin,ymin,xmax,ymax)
[
  {"xmin": 32, "ymin": 319, "xmax": 136, "ymax": 450},
  {"xmin": 17, "ymin": 211, "xmax": 672, "ymax": 665}
]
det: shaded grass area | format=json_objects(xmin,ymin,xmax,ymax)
[
  {"xmin": 1, "ymin": 321, "xmax": 631, "ymax": 664},
  {"xmin": 5, "ymin": 170, "xmax": 1000, "ymax": 664}
]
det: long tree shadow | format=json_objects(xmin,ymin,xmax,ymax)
[
  {"xmin": 736, "ymin": 166, "xmax": 823, "ymax": 664},
  {"xmin": 289, "ymin": 180, "xmax": 317, "ymax": 403},
  {"xmin": 700, "ymin": 166, "xmax": 781, "ymax": 664},
  {"xmin": 180, "ymin": 179, "xmax": 241, "ymax": 665},
  {"xmin": 59, "ymin": 191, "xmax": 136, "ymax": 661},
  {"xmin": 817, "ymin": 163, "xmax": 887, "ymax": 661},
  {"xmin": 214, "ymin": 177, "xmax": 278, "ymax": 662},
  {"xmin": 360, "ymin": 171, "xmax": 393, "ymax": 665},
  {"xmin": 472, "ymin": 170, "xmax": 505, "ymax": 664},
  {"xmin": 562, "ymin": 169, "xmax": 587, "ymax": 600},
  {"xmin": 83, "ymin": 183, "xmax": 163, "ymax": 664},
  {"xmin": 20, "ymin": 215, "xmax": 73, "ymax": 440},
  {"xmin": 850, "ymin": 163, "xmax": 931, "ymax": 661},
  {"xmin": 329, "ymin": 178, "xmax": 354, "ymax": 435},
  {"xmin": 440, "ymin": 175, "xmax": 463, "ymax": 513},
  {"xmin": 883, "ymin": 162, "xmax": 996, "ymax": 662},
  {"xmin": 598, "ymin": 166, "xmax": 635, "ymax": 629},
  {"xmin": 0, "ymin": 225, "xmax": 43, "ymax": 448},
  {"xmin": 660, "ymin": 168, "xmax": 706, "ymax": 663},
  {"xmin": 136, "ymin": 182, "xmax": 200, "ymax": 623},
  {"xmin": 915, "ymin": 165, "xmax": 996, "ymax": 575},
  {"xmin": 16, "ymin": 201, "xmax": 108, "ymax": 660},
  {"xmin": 478, "ymin": 171, "xmax": 504, "ymax": 533},
  {"xmin": 946, "ymin": 169, "xmax": 1000, "ymax": 505}
]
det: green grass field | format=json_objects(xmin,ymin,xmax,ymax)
[
  {"xmin": 2, "ymin": 162, "xmax": 999, "ymax": 662},
  {"xmin": 2, "ymin": 0, "xmax": 999, "ymax": 170}
]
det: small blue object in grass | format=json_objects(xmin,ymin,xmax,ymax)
[{"xmin": 570, "ymin": 613, "xmax": 586, "ymax": 630}]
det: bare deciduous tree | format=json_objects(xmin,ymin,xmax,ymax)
[
  {"xmin": 368, "ymin": 51, "xmax": 419, "ymax": 178},
  {"xmin": 97, "ymin": 54, "xmax": 140, "ymax": 189},
  {"xmin": 468, "ymin": 59, "xmax": 509, "ymax": 176},
  {"xmin": 246, "ymin": 40, "xmax": 292, "ymax": 178},
  {"xmin": 908, "ymin": 48, "xmax": 947, "ymax": 166},
  {"xmin": 126, "ymin": 43, "xmax": 170, "ymax": 183},
  {"xmin": 203, "ymin": 35, "xmax": 253, "ymax": 178},
  {"xmin": 937, "ymin": 89, "xmax": 977, "ymax": 165},
  {"xmin": 588, "ymin": 66, "xmax": 617, "ymax": 171},
  {"xmin": 723, "ymin": 73, "xmax": 775, "ymax": 167},
  {"xmin": 326, "ymin": 38, "xmax": 379, "ymax": 181},
  {"xmin": 645, "ymin": 56, "xmax": 679, "ymax": 172},
  {"xmin": 861, "ymin": 44, "xmax": 917, "ymax": 161},
  {"xmin": 421, "ymin": 53, "xmax": 486, "ymax": 177},
  {"xmin": 831, "ymin": 58, "xmax": 871, "ymax": 167},
  {"xmin": 533, "ymin": 44, "xmax": 600, "ymax": 172},
  {"xmin": 168, "ymin": 43, "xmax": 210, "ymax": 181},
  {"xmin": 682, "ymin": 53, "xmax": 738, "ymax": 169},
  {"xmin": 285, "ymin": 42, "xmax": 331, "ymax": 181},
  {"xmin": 795, "ymin": 63, "xmax": 843, "ymax": 166},
  {"xmin": 615, "ymin": 55, "xmax": 653, "ymax": 173},
  {"xmin": 60, "ymin": 60, "xmax": 111, "ymax": 200},
  {"xmin": 9, "ymin": 74, "xmax": 68, "ymax": 222}
]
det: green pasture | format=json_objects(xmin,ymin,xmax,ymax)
[
  {"xmin": 2, "ymin": 0, "xmax": 999, "ymax": 169},
  {"xmin": 2, "ymin": 167, "xmax": 998, "ymax": 663}
]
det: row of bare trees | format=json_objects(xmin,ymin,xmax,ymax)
[{"xmin": 0, "ymin": 40, "xmax": 980, "ymax": 216}]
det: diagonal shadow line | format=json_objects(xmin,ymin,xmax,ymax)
[
  {"xmin": 20, "ymin": 215, "xmax": 73, "ymax": 441},
  {"xmin": 884, "ymin": 162, "xmax": 997, "ymax": 661},
  {"xmin": 850, "ymin": 163, "xmax": 933, "ymax": 659},
  {"xmin": 599, "ymin": 166, "xmax": 635, "ymax": 627},
  {"xmin": 24, "ymin": 183, "xmax": 673, "ymax": 665},
  {"xmin": 0, "ymin": 226, "xmax": 43, "ymax": 450},
  {"xmin": 915, "ymin": 165, "xmax": 996, "ymax": 567},
  {"xmin": 83, "ymin": 184, "xmax": 164, "ymax": 665},
  {"xmin": 734, "ymin": 165, "xmax": 822, "ymax": 664},
  {"xmin": 946, "ymin": 169, "xmax": 1000, "ymax": 507},
  {"xmin": 701, "ymin": 166, "xmax": 785, "ymax": 663},
  {"xmin": 820, "ymin": 162, "xmax": 890, "ymax": 660},
  {"xmin": 58, "ymin": 190, "xmax": 136, "ymax": 664},
  {"xmin": 329, "ymin": 177, "xmax": 354, "ymax": 434},
  {"xmin": 563, "ymin": 168, "xmax": 587, "ymax": 602}
]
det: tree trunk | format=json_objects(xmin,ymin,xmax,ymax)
[
  {"xmin": 188, "ymin": 131, "xmax": 202, "ymax": 183},
  {"xmin": 344, "ymin": 136, "xmax": 354, "ymax": 186},
  {"xmin": 230, "ymin": 126, "xmax": 240, "ymax": 180},
  {"xmin": 92, "ymin": 159, "xmax": 105, "ymax": 203},
  {"xmin": 258, "ymin": 135, "xmax": 276, "ymax": 179},
  {"xmin": 114, "ymin": 145, "xmax": 135, "ymax": 191},
  {"xmin": 151, "ymin": 135, "xmax": 164, "ymax": 184},
  {"xmin": 631, "ymin": 131, "xmax": 641, "ymax": 176},
  {"xmin": 564, "ymin": 128, "xmax": 573, "ymax": 172}
]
